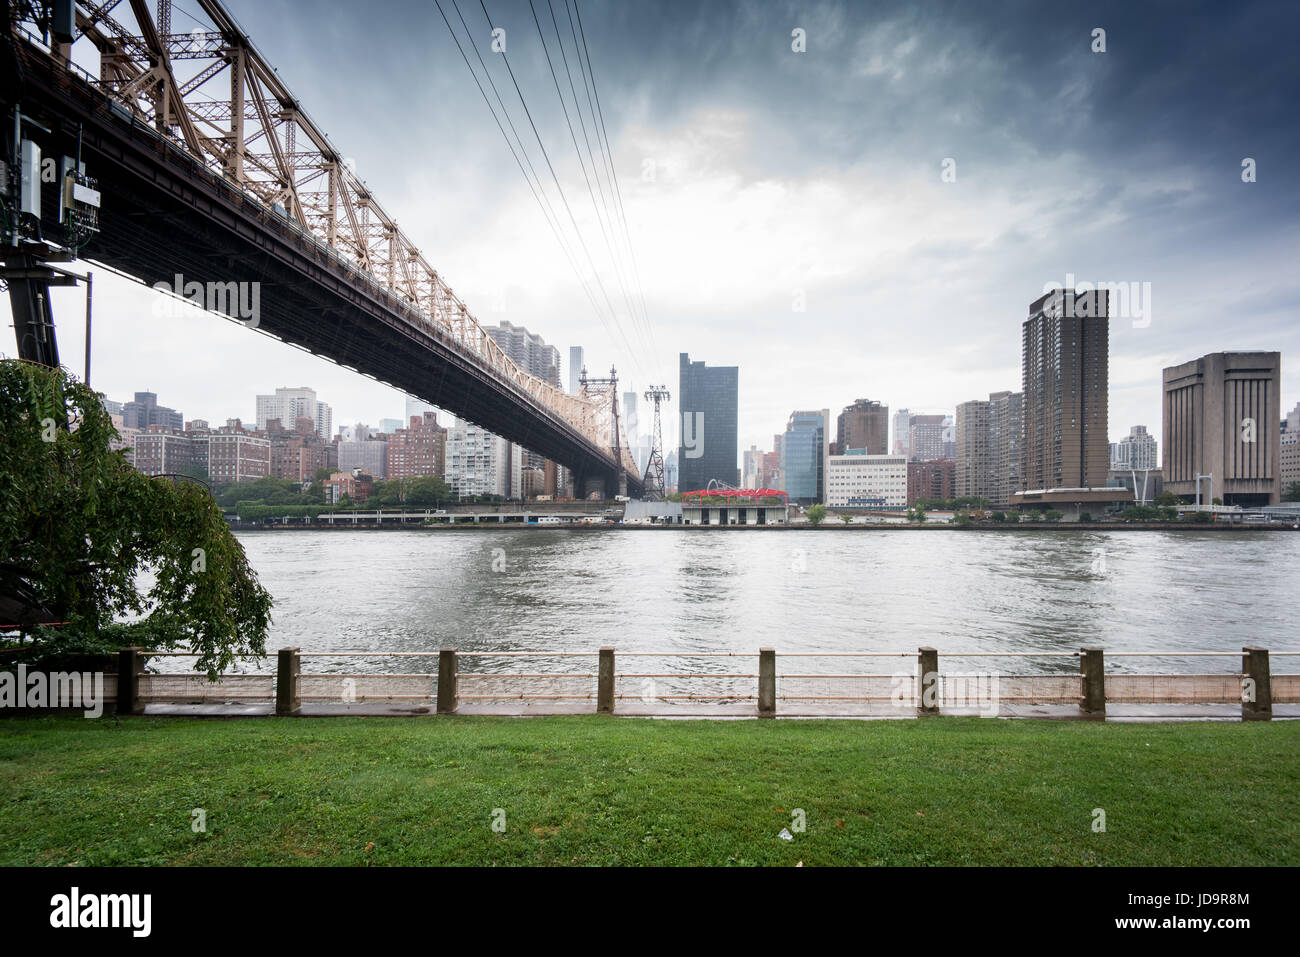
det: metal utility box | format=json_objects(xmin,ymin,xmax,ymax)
[{"xmin": 19, "ymin": 139, "xmax": 41, "ymax": 215}]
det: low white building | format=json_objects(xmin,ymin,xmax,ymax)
[{"xmin": 825, "ymin": 453, "xmax": 908, "ymax": 509}]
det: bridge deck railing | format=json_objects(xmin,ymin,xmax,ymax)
[{"xmin": 102, "ymin": 648, "xmax": 1299, "ymax": 719}]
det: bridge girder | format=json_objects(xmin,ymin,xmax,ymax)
[{"xmin": 3, "ymin": 5, "xmax": 641, "ymax": 493}]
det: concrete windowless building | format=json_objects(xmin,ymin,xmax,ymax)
[{"xmin": 1162, "ymin": 351, "xmax": 1281, "ymax": 506}]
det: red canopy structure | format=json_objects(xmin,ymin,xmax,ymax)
[{"xmin": 681, "ymin": 488, "xmax": 788, "ymax": 502}]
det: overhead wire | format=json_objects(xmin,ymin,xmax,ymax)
[
  {"xmin": 570, "ymin": 0, "xmax": 659, "ymax": 382},
  {"xmin": 531, "ymin": 0, "xmax": 649, "ymax": 367},
  {"xmin": 476, "ymin": 0, "xmax": 649, "ymax": 385},
  {"xmin": 435, "ymin": 0, "xmax": 606, "ymax": 331}
]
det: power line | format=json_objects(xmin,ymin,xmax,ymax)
[
  {"xmin": 548, "ymin": 0, "xmax": 657, "ymax": 376},
  {"xmin": 439, "ymin": 0, "xmax": 602, "ymax": 319},
  {"xmin": 528, "ymin": 0, "xmax": 648, "ymax": 362},
  {"xmin": 545, "ymin": 0, "xmax": 622, "ymax": 275},
  {"xmin": 477, "ymin": 0, "xmax": 648, "ymax": 384},
  {"xmin": 564, "ymin": 0, "xmax": 655, "ymax": 369},
  {"xmin": 571, "ymin": 0, "xmax": 658, "ymax": 375},
  {"xmin": 436, "ymin": 0, "xmax": 611, "ymax": 354}
]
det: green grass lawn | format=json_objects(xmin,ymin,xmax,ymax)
[{"xmin": 0, "ymin": 714, "xmax": 1295, "ymax": 866}]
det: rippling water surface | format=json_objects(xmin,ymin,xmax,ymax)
[{"xmin": 223, "ymin": 528, "xmax": 1299, "ymax": 676}]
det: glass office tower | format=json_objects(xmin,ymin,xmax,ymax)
[{"xmin": 678, "ymin": 353, "xmax": 739, "ymax": 492}]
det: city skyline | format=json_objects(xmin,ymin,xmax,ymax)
[{"xmin": 5, "ymin": 0, "xmax": 1297, "ymax": 468}]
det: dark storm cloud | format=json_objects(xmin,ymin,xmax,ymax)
[
  {"xmin": 18, "ymin": 0, "xmax": 1292, "ymax": 441},
  {"xmin": 225, "ymin": 0, "xmax": 1298, "ymax": 225}
]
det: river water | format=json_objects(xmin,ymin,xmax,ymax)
[{"xmin": 220, "ymin": 528, "xmax": 1299, "ymax": 677}]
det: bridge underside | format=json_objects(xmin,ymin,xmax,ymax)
[{"xmin": 5, "ymin": 45, "xmax": 640, "ymax": 497}]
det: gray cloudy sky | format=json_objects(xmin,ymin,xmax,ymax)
[{"xmin": 15, "ymin": 0, "xmax": 1299, "ymax": 460}]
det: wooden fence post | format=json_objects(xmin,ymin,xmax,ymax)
[
  {"xmin": 437, "ymin": 649, "xmax": 458, "ymax": 714},
  {"xmin": 275, "ymin": 647, "xmax": 300, "ymax": 715},
  {"xmin": 1080, "ymin": 647, "xmax": 1106, "ymax": 715},
  {"xmin": 918, "ymin": 647, "xmax": 939, "ymax": 714},
  {"xmin": 1242, "ymin": 646, "xmax": 1272, "ymax": 721},
  {"xmin": 758, "ymin": 648, "xmax": 776, "ymax": 716},
  {"xmin": 598, "ymin": 647, "xmax": 615, "ymax": 713}
]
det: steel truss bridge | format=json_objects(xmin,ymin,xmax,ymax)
[{"xmin": 2, "ymin": 0, "xmax": 642, "ymax": 497}]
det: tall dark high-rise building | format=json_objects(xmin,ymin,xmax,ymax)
[
  {"xmin": 836, "ymin": 399, "xmax": 889, "ymax": 454},
  {"xmin": 678, "ymin": 353, "xmax": 739, "ymax": 492},
  {"xmin": 1163, "ymin": 351, "xmax": 1281, "ymax": 506},
  {"xmin": 1021, "ymin": 288, "xmax": 1109, "ymax": 491}
]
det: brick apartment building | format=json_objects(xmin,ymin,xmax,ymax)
[
  {"xmin": 207, "ymin": 420, "xmax": 271, "ymax": 484},
  {"xmin": 266, "ymin": 415, "xmax": 334, "ymax": 482},
  {"xmin": 387, "ymin": 412, "xmax": 447, "ymax": 479},
  {"xmin": 907, "ymin": 458, "xmax": 956, "ymax": 505}
]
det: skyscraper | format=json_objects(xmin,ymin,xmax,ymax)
[
  {"xmin": 892, "ymin": 408, "xmax": 912, "ymax": 457},
  {"xmin": 954, "ymin": 400, "xmax": 991, "ymax": 501},
  {"xmin": 988, "ymin": 391, "xmax": 1023, "ymax": 505},
  {"xmin": 484, "ymin": 321, "xmax": 561, "ymax": 479},
  {"xmin": 1163, "ymin": 352, "xmax": 1281, "ymax": 506},
  {"xmin": 742, "ymin": 445, "xmax": 765, "ymax": 489},
  {"xmin": 781, "ymin": 409, "xmax": 830, "ymax": 505},
  {"xmin": 836, "ymin": 399, "xmax": 889, "ymax": 454},
  {"xmin": 623, "ymin": 391, "xmax": 639, "ymax": 439},
  {"xmin": 255, "ymin": 387, "xmax": 331, "ymax": 440},
  {"xmin": 487, "ymin": 321, "xmax": 561, "ymax": 387},
  {"xmin": 569, "ymin": 346, "xmax": 585, "ymax": 395},
  {"xmin": 1111, "ymin": 425, "xmax": 1159, "ymax": 471},
  {"xmin": 678, "ymin": 353, "xmax": 739, "ymax": 492},
  {"xmin": 1282, "ymin": 402, "xmax": 1300, "ymax": 489},
  {"xmin": 908, "ymin": 414, "xmax": 948, "ymax": 462},
  {"xmin": 405, "ymin": 397, "xmax": 437, "ymax": 423},
  {"xmin": 955, "ymin": 391, "xmax": 1022, "ymax": 506},
  {"xmin": 1021, "ymin": 288, "xmax": 1110, "ymax": 491},
  {"xmin": 772, "ymin": 433, "xmax": 785, "ymax": 490},
  {"xmin": 123, "ymin": 391, "xmax": 183, "ymax": 432}
]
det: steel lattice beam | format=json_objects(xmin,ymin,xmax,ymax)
[{"xmin": 13, "ymin": 0, "xmax": 634, "ymax": 485}]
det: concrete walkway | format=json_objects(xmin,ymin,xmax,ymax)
[{"xmin": 133, "ymin": 700, "xmax": 1300, "ymax": 721}]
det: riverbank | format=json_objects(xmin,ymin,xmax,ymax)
[
  {"xmin": 228, "ymin": 521, "xmax": 1298, "ymax": 531},
  {"xmin": 1, "ymin": 714, "xmax": 1294, "ymax": 866}
]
